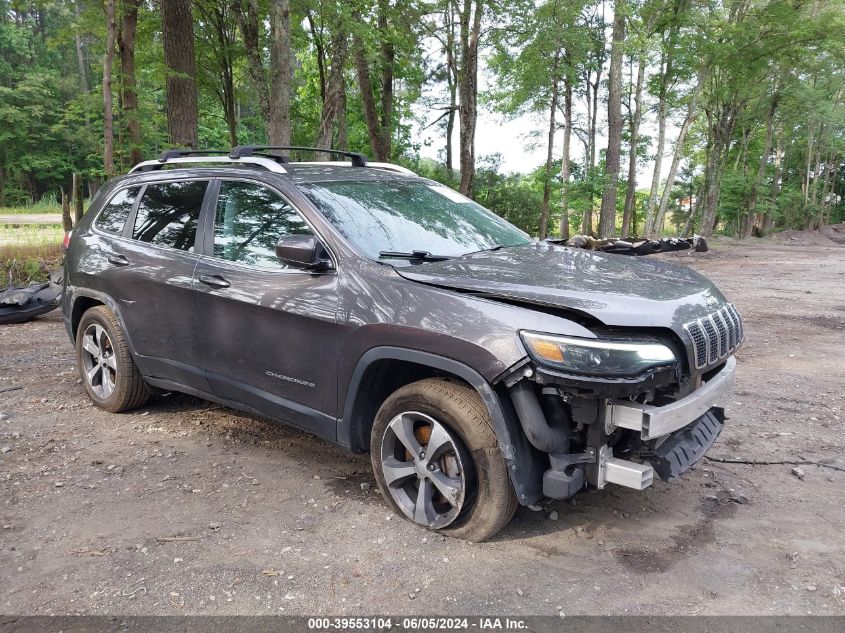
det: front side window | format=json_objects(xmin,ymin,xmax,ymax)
[
  {"xmin": 95, "ymin": 187, "xmax": 140, "ymax": 235},
  {"xmin": 213, "ymin": 180, "xmax": 312, "ymax": 269},
  {"xmin": 298, "ymin": 180, "xmax": 532, "ymax": 263},
  {"xmin": 131, "ymin": 181, "xmax": 207, "ymax": 250}
]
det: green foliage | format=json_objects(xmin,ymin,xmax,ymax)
[{"xmin": 0, "ymin": 0, "xmax": 843, "ymax": 239}]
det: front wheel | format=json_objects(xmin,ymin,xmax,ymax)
[{"xmin": 370, "ymin": 378, "xmax": 517, "ymax": 542}]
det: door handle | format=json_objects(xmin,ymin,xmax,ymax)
[
  {"xmin": 107, "ymin": 254, "xmax": 130, "ymax": 267},
  {"xmin": 198, "ymin": 274, "xmax": 231, "ymax": 289}
]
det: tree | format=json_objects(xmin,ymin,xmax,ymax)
[
  {"xmin": 195, "ymin": 0, "xmax": 241, "ymax": 147},
  {"xmin": 118, "ymin": 0, "xmax": 142, "ymax": 165},
  {"xmin": 162, "ymin": 0, "xmax": 198, "ymax": 148},
  {"xmin": 352, "ymin": 0, "xmax": 402, "ymax": 161},
  {"xmin": 597, "ymin": 1, "xmax": 624, "ymax": 238},
  {"xmin": 103, "ymin": 0, "xmax": 117, "ymax": 176},
  {"xmin": 231, "ymin": 0, "xmax": 292, "ymax": 145},
  {"xmin": 455, "ymin": 0, "xmax": 484, "ymax": 195}
]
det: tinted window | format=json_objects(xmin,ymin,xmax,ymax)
[
  {"xmin": 299, "ymin": 180, "xmax": 531, "ymax": 262},
  {"xmin": 214, "ymin": 181, "xmax": 312, "ymax": 269},
  {"xmin": 95, "ymin": 187, "xmax": 139, "ymax": 235},
  {"xmin": 132, "ymin": 181, "xmax": 207, "ymax": 250}
]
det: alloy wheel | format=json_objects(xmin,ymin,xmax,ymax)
[
  {"xmin": 80, "ymin": 323, "xmax": 117, "ymax": 399},
  {"xmin": 380, "ymin": 411, "xmax": 467, "ymax": 529}
]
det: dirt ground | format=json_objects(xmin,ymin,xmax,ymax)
[{"xmin": 1, "ymin": 240, "xmax": 843, "ymax": 616}]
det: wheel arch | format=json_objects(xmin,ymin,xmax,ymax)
[
  {"xmin": 68, "ymin": 290, "xmax": 137, "ymax": 357},
  {"xmin": 338, "ymin": 347, "xmax": 544, "ymax": 505}
]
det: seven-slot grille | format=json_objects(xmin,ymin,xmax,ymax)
[{"xmin": 683, "ymin": 304, "xmax": 743, "ymax": 369}]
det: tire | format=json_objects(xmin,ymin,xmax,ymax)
[
  {"xmin": 370, "ymin": 378, "xmax": 518, "ymax": 542},
  {"xmin": 76, "ymin": 305, "xmax": 149, "ymax": 413}
]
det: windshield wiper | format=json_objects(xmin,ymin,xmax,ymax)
[{"xmin": 378, "ymin": 250, "xmax": 452, "ymax": 262}]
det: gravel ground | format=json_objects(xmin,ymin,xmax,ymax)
[{"xmin": 0, "ymin": 240, "xmax": 843, "ymax": 616}]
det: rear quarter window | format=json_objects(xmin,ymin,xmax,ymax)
[{"xmin": 94, "ymin": 187, "xmax": 140, "ymax": 235}]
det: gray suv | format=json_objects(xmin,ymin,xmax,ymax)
[{"xmin": 63, "ymin": 147, "xmax": 741, "ymax": 541}]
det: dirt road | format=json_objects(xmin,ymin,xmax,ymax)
[{"xmin": 1, "ymin": 240, "xmax": 843, "ymax": 615}]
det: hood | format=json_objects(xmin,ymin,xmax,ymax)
[{"xmin": 395, "ymin": 243, "xmax": 729, "ymax": 334}]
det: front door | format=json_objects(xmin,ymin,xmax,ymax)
[{"xmin": 192, "ymin": 179, "xmax": 340, "ymax": 439}]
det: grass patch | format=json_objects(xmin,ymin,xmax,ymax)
[
  {"xmin": 1, "ymin": 223, "xmax": 64, "ymax": 286},
  {"xmin": 0, "ymin": 196, "xmax": 63, "ymax": 216}
]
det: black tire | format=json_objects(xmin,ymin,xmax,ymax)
[
  {"xmin": 370, "ymin": 378, "xmax": 518, "ymax": 542},
  {"xmin": 76, "ymin": 305, "xmax": 149, "ymax": 413}
]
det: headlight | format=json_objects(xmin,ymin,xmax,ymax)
[{"xmin": 520, "ymin": 331, "xmax": 676, "ymax": 377}]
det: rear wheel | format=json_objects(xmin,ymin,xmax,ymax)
[
  {"xmin": 370, "ymin": 378, "xmax": 517, "ymax": 542},
  {"xmin": 76, "ymin": 306, "xmax": 149, "ymax": 413}
]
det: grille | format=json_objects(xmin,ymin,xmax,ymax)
[{"xmin": 683, "ymin": 304, "xmax": 743, "ymax": 369}]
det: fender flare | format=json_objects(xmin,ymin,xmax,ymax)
[{"xmin": 338, "ymin": 347, "xmax": 543, "ymax": 505}]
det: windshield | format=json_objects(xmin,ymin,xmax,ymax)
[{"xmin": 298, "ymin": 180, "xmax": 532, "ymax": 261}]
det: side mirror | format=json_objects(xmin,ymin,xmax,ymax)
[{"xmin": 275, "ymin": 234, "xmax": 333, "ymax": 271}]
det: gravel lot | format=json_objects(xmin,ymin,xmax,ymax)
[{"xmin": 1, "ymin": 240, "xmax": 843, "ymax": 616}]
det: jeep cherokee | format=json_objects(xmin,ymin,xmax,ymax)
[{"xmin": 63, "ymin": 147, "xmax": 741, "ymax": 541}]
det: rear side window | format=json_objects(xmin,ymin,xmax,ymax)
[
  {"xmin": 213, "ymin": 181, "xmax": 312, "ymax": 269},
  {"xmin": 131, "ymin": 181, "xmax": 207, "ymax": 251},
  {"xmin": 95, "ymin": 187, "xmax": 139, "ymax": 235}
]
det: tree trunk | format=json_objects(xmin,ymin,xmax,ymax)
[
  {"xmin": 162, "ymin": 0, "xmax": 198, "ymax": 148},
  {"xmin": 352, "ymin": 7, "xmax": 394, "ymax": 163},
  {"xmin": 445, "ymin": 3, "xmax": 457, "ymax": 177},
  {"xmin": 103, "ymin": 0, "xmax": 116, "ymax": 177},
  {"xmin": 539, "ymin": 53, "xmax": 560, "ymax": 241},
  {"xmin": 61, "ymin": 190, "xmax": 73, "ymax": 233},
  {"xmin": 700, "ymin": 102, "xmax": 739, "ymax": 236},
  {"xmin": 621, "ymin": 56, "xmax": 645, "ymax": 238},
  {"xmin": 336, "ymin": 80, "xmax": 348, "ymax": 150},
  {"xmin": 306, "ymin": 10, "xmax": 326, "ymax": 102},
  {"xmin": 559, "ymin": 74, "xmax": 572, "ymax": 240},
  {"xmin": 118, "ymin": 0, "xmax": 142, "ymax": 166},
  {"xmin": 235, "ymin": 0, "xmax": 272, "ymax": 138},
  {"xmin": 762, "ymin": 122, "xmax": 783, "ymax": 234},
  {"xmin": 457, "ymin": 0, "xmax": 483, "ymax": 196},
  {"xmin": 598, "ymin": 7, "xmax": 624, "ymax": 239},
  {"xmin": 803, "ymin": 120, "xmax": 814, "ymax": 206},
  {"xmin": 268, "ymin": 0, "xmax": 292, "ymax": 145},
  {"xmin": 316, "ymin": 29, "xmax": 349, "ymax": 149},
  {"xmin": 654, "ymin": 93, "xmax": 698, "ymax": 237},
  {"xmin": 589, "ymin": 66, "xmax": 600, "ymax": 168},
  {"xmin": 75, "ymin": 1, "xmax": 89, "ymax": 93},
  {"xmin": 644, "ymin": 51, "xmax": 670, "ymax": 237},
  {"xmin": 818, "ymin": 152, "xmax": 833, "ymax": 226},
  {"xmin": 744, "ymin": 93, "xmax": 777, "ymax": 237},
  {"xmin": 73, "ymin": 173, "xmax": 84, "ymax": 223},
  {"xmin": 583, "ymin": 70, "xmax": 592, "ymax": 171}
]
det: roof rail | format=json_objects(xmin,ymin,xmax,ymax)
[
  {"xmin": 157, "ymin": 149, "xmax": 229, "ymax": 162},
  {"xmin": 231, "ymin": 145, "xmax": 368, "ymax": 168},
  {"xmin": 129, "ymin": 152, "xmax": 288, "ymax": 174},
  {"xmin": 367, "ymin": 162, "xmax": 417, "ymax": 176}
]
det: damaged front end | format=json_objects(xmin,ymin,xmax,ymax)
[{"xmin": 501, "ymin": 329, "xmax": 736, "ymax": 500}]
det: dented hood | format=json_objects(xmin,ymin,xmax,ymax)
[{"xmin": 395, "ymin": 243, "xmax": 728, "ymax": 333}]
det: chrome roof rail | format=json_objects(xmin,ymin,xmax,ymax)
[
  {"xmin": 367, "ymin": 162, "xmax": 417, "ymax": 176},
  {"xmin": 129, "ymin": 155, "xmax": 287, "ymax": 174}
]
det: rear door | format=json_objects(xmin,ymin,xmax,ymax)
[
  {"xmin": 109, "ymin": 178, "xmax": 213, "ymax": 390},
  {"xmin": 192, "ymin": 178, "xmax": 340, "ymax": 439}
]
